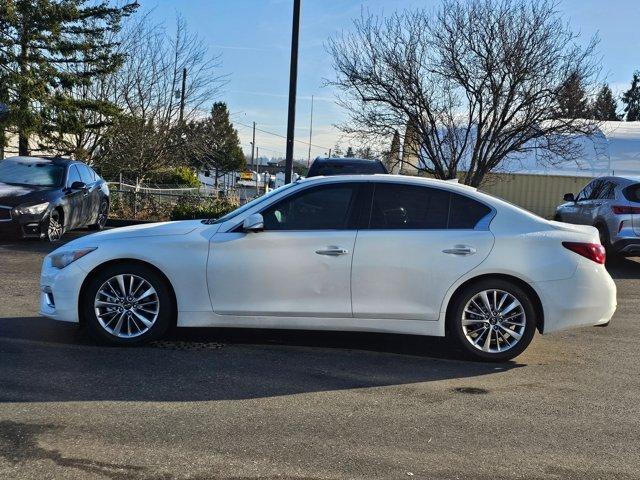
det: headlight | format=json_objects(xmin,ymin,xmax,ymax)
[
  {"xmin": 50, "ymin": 247, "xmax": 97, "ymax": 269},
  {"xmin": 15, "ymin": 202, "xmax": 50, "ymax": 215}
]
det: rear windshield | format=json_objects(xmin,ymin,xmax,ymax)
[
  {"xmin": 623, "ymin": 184, "xmax": 640, "ymax": 203},
  {"xmin": 308, "ymin": 161, "xmax": 387, "ymax": 177},
  {"xmin": 0, "ymin": 159, "xmax": 65, "ymax": 187}
]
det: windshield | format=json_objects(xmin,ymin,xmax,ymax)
[
  {"xmin": 308, "ymin": 161, "xmax": 387, "ymax": 177},
  {"xmin": 0, "ymin": 160, "xmax": 65, "ymax": 187},
  {"xmin": 206, "ymin": 182, "xmax": 298, "ymax": 224}
]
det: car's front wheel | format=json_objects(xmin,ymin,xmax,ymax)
[
  {"xmin": 81, "ymin": 263, "xmax": 174, "ymax": 345},
  {"xmin": 46, "ymin": 209, "xmax": 64, "ymax": 242},
  {"xmin": 448, "ymin": 278, "xmax": 537, "ymax": 362}
]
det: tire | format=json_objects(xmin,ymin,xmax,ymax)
[
  {"xmin": 46, "ymin": 208, "xmax": 65, "ymax": 242},
  {"xmin": 595, "ymin": 223, "xmax": 618, "ymax": 260},
  {"xmin": 81, "ymin": 263, "xmax": 174, "ymax": 346},
  {"xmin": 447, "ymin": 278, "xmax": 537, "ymax": 362},
  {"xmin": 553, "ymin": 212, "xmax": 562, "ymax": 221},
  {"xmin": 88, "ymin": 199, "xmax": 109, "ymax": 231}
]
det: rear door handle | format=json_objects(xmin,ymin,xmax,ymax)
[
  {"xmin": 443, "ymin": 245, "xmax": 476, "ymax": 256},
  {"xmin": 316, "ymin": 246, "xmax": 348, "ymax": 256}
]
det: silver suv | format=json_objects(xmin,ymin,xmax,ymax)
[{"xmin": 555, "ymin": 176, "xmax": 640, "ymax": 256}]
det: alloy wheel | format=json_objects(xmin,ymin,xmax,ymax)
[
  {"xmin": 94, "ymin": 274, "xmax": 160, "ymax": 338},
  {"xmin": 97, "ymin": 201, "xmax": 109, "ymax": 228},
  {"xmin": 461, "ymin": 289, "xmax": 527, "ymax": 353},
  {"xmin": 47, "ymin": 210, "xmax": 63, "ymax": 241}
]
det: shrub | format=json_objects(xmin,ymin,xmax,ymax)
[{"xmin": 170, "ymin": 197, "xmax": 237, "ymax": 221}]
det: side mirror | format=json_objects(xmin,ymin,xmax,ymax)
[
  {"xmin": 563, "ymin": 193, "xmax": 575, "ymax": 202},
  {"xmin": 70, "ymin": 181, "xmax": 87, "ymax": 191},
  {"xmin": 242, "ymin": 213, "xmax": 264, "ymax": 232}
]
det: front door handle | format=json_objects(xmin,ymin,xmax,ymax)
[
  {"xmin": 316, "ymin": 246, "xmax": 348, "ymax": 256},
  {"xmin": 443, "ymin": 245, "xmax": 477, "ymax": 256}
]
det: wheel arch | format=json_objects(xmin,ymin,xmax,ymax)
[
  {"xmin": 77, "ymin": 258, "xmax": 178, "ymax": 327},
  {"xmin": 444, "ymin": 273, "xmax": 545, "ymax": 334}
]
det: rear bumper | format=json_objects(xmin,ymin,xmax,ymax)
[
  {"xmin": 533, "ymin": 258, "xmax": 616, "ymax": 334},
  {"xmin": 611, "ymin": 238, "xmax": 640, "ymax": 256}
]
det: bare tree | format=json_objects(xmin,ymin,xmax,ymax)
[{"xmin": 327, "ymin": 0, "xmax": 600, "ymax": 186}]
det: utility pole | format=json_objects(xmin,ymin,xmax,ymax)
[
  {"xmin": 179, "ymin": 68, "xmax": 187, "ymax": 123},
  {"xmin": 284, "ymin": 0, "xmax": 301, "ymax": 184},
  {"xmin": 307, "ymin": 95, "xmax": 314, "ymax": 168},
  {"xmin": 250, "ymin": 121, "xmax": 256, "ymax": 170},
  {"xmin": 256, "ymin": 146, "xmax": 260, "ymax": 193}
]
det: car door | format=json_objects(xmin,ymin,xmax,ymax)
[
  {"xmin": 63, "ymin": 165, "xmax": 85, "ymax": 229},
  {"xmin": 77, "ymin": 164, "xmax": 99, "ymax": 225},
  {"xmin": 207, "ymin": 182, "xmax": 364, "ymax": 317},
  {"xmin": 351, "ymin": 182, "xmax": 495, "ymax": 321},
  {"xmin": 567, "ymin": 181, "xmax": 595, "ymax": 224}
]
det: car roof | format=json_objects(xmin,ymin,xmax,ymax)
[
  {"xmin": 298, "ymin": 173, "xmax": 478, "ymax": 192},
  {"xmin": 3, "ymin": 155, "xmax": 77, "ymax": 167}
]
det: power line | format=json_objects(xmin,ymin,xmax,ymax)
[{"xmin": 235, "ymin": 120, "xmax": 331, "ymax": 151}]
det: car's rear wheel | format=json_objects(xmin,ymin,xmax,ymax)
[
  {"xmin": 448, "ymin": 278, "xmax": 537, "ymax": 362},
  {"xmin": 88, "ymin": 200, "xmax": 109, "ymax": 231},
  {"xmin": 46, "ymin": 209, "xmax": 64, "ymax": 242},
  {"xmin": 81, "ymin": 264, "xmax": 174, "ymax": 346}
]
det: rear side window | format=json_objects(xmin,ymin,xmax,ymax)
[
  {"xmin": 370, "ymin": 184, "xmax": 449, "ymax": 229},
  {"xmin": 308, "ymin": 160, "xmax": 387, "ymax": 177},
  {"xmin": 368, "ymin": 184, "xmax": 491, "ymax": 230},
  {"xmin": 623, "ymin": 184, "xmax": 640, "ymax": 203},
  {"xmin": 448, "ymin": 193, "xmax": 492, "ymax": 229}
]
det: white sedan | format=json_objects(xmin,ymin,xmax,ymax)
[{"xmin": 40, "ymin": 175, "xmax": 616, "ymax": 361}]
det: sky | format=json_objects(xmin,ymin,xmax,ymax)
[{"xmin": 146, "ymin": 0, "xmax": 640, "ymax": 162}]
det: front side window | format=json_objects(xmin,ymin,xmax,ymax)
[
  {"xmin": 77, "ymin": 164, "xmax": 94, "ymax": 184},
  {"xmin": 261, "ymin": 184, "xmax": 358, "ymax": 230},
  {"xmin": 368, "ymin": 183, "xmax": 491, "ymax": 230},
  {"xmin": 66, "ymin": 165, "xmax": 82, "ymax": 187},
  {"xmin": 576, "ymin": 181, "xmax": 595, "ymax": 202}
]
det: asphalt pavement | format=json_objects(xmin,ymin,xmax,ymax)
[{"xmin": 0, "ymin": 231, "xmax": 638, "ymax": 479}]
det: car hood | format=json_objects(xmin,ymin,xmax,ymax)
[
  {"xmin": 86, "ymin": 220, "xmax": 204, "ymax": 242},
  {"xmin": 0, "ymin": 182, "xmax": 57, "ymax": 207}
]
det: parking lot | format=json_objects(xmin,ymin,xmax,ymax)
[{"xmin": 0, "ymin": 232, "xmax": 638, "ymax": 480}]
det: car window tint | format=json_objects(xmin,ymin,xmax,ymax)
[
  {"xmin": 370, "ymin": 184, "xmax": 449, "ymax": 229},
  {"xmin": 262, "ymin": 184, "xmax": 357, "ymax": 230},
  {"xmin": 66, "ymin": 165, "xmax": 82, "ymax": 187},
  {"xmin": 576, "ymin": 181, "xmax": 594, "ymax": 201},
  {"xmin": 308, "ymin": 161, "xmax": 386, "ymax": 177},
  {"xmin": 623, "ymin": 184, "xmax": 640, "ymax": 203},
  {"xmin": 77, "ymin": 164, "xmax": 93, "ymax": 184},
  {"xmin": 448, "ymin": 192, "xmax": 492, "ymax": 229}
]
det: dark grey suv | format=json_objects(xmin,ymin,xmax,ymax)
[{"xmin": 555, "ymin": 176, "xmax": 640, "ymax": 256}]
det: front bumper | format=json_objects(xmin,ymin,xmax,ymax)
[
  {"xmin": 0, "ymin": 210, "xmax": 49, "ymax": 239},
  {"xmin": 39, "ymin": 257, "xmax": 86, "ymax": 323},
  {"xmin": 533, "ymin": 257, "xmax": 616, "ymax": 334}
]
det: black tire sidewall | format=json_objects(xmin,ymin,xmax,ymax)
[
  {"xmin": 81, "ymin": 264, "xmax": 173, "ymax": 346},
  {"xmin": 448, "ymin": 278, "xmax": 537, "ymax": 362},
  {"xmin": 88, "ymin": 200, "xmax": 109, "ymax": 230}
]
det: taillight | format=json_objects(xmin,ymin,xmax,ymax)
[
  {"xmin": 611, "ymin": 205, "xmax": 640, "ymax": 215},
  {"xmin": 562, "ymin": 242, "xmax": 606, "ymax": 264}
]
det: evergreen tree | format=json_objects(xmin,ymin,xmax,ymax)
[
  {"xmin": 622, "ymin": 72, "xmax": 640, "ymax": 121},
  {"xmin": 332, "ymin": 144, "xmax": 343, "ymax": 157},
  {"xmin": 345, "ymin": 146, "xmax": 355, "ymax": 157},
  {"xmin": 591, "ymin": 84, "xmax": 619, "ymax": 121},
  {"xmin": 556, "ymin": 72, "xmax": 590, "ymax": 119},
  {"xmin": 186, "ymin": 102, "xmax": 245, "ymax": 185},
  {"xmin": 0, "ymin": 0, "xmax": 137, "ymax": 155},
  {"xmin": 383, "ymin": 130, "xmax": 401, "ymax": 173}
]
